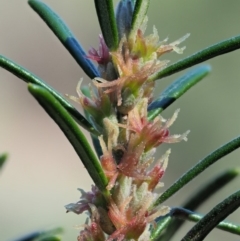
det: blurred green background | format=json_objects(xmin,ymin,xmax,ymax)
[{"xmin": 1, "ymin": 0, "xmax": 240, "ymax": 240}]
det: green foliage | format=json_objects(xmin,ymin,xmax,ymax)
[
  {"xmin": 129, "ymin": 0, "xmax": 150, "ymax": 40},
  {"xmin": 151, "ymin": 34, "xmax": 240, "ymax": 80},
  {"xmin": 0, "ymin": 55, "xmax": 97, "ymax": 135},
  {"xmin": 151, "ymin": 207, "xmax": 240, "ymax": 241},
  {"xmin": 152, "ymin": 169, "xmax": 240, "ymax": 241},
  {"xmin": 28, "ymin": 0, "xmax": 99, "ymax": 79},
  {"xmin": 181, "ymin": 190, "xmax": 240, "ymax": 240},
  {"xmin": 28, "ymin": 84, "xmax": 109, "ymax": 197},
  {"xmin": 154, "ymin": 136, "xmax": 240, "ymax": 207},
  {"xmin": 148, "ymin": 65, "xmax": 211, "ymax": 120},
  {"xmin": 0, "ymin": 153, "xmax": 7, "ymax": 171},
  {"xmin": 94, "ymin": 0, "xmax": 119, "ymax": 50},
  {"xmin": 1, "ymin": 0, "xmax": 240, "ymax": 240},
  {"xmin": 11, "ymin": 228, "xmax": 63, "ymax": 241}
]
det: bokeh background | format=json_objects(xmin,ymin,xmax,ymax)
[{"xmin": 1, "ymin": 1, "xmax": 240, "ymax": 240}]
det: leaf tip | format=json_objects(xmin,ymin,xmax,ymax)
[{"xmin": 229, "ymin": 167, "xmax": 240, "ymax": 176}]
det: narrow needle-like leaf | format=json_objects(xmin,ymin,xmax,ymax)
[
  {"xmin": 182, "ymin": 168, "xmax": 240, "ymax": 210},
  {"xmin": 11, "ymin": 232, "xmax": 43, "ymax": 241},
  {"xmin": 154, "ymin": 135, "xmax": 240, "ymax": 207},
  {"xmin": 28, "ymin": 84, "xmax": 109, "ymax": 196},
  {"xmin": 156, "ymin": 168, "xmax": 240, "ymax": 241},
  {"xmin": 172, "ymin": 207, "xmax": 240, "ymax": 236},
  {"xmin": 37, "ymin": 237, "xmax": 61, "ymax": 241},
  {"xmin": 94, "ymin": 0, "xmax": 119, "ymax": 50},
  {"xmin": 129, "ymin": 0, "xmax": 150, "ymax": 41},
  {"xmin": 11, "ymin": 228, "xmax": 63, "ymax": 241},
  {"xmin": 0, "ymin": 55, "xmax": 97, "ymax": 135},
  {"xmin": 181, "ymin": 190, "xmax": 240, "ymax": 241},
  {"xmin": 151, "ymin": 35, "xmax": 240, "ymax": 80},
  {"xmin": 151, "ymin": 206, "xmax": 240, "ymax": 241},
  {"xmin": 28, "ymin": 0, "xmax": 99, "ymax": 79},
  {"xmin": 148, "ymin": 65, "xmax": 211, "ymax": 120},
  {"xmin": 0, "ymin": 153, "xmax": 7, "ymax": 171}
]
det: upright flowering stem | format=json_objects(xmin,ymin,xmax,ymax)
[
  {"xmin": 66, "ymin": 1, "xmax": 189, "ymax": 240},
  {"xmin": 1, "ymin": 1, "xmax": 240, "ymax": 241}
]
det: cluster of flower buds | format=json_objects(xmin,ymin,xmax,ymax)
[{"xmin": 66, "ymin": 1, "xmax": 189, "ymax": 240}]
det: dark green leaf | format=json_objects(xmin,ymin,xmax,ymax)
[
  {"xmin": 37, "ymin": 237, "xmax": 60, "ymax": 241},
  {"xmin": 94, "ymin": 0, "xmax": 119, "ymax": 50},
  {"xmin": 151, "ymin": 206, "xmax": 240, "ymax": 241},
  {"xmin": 11, "ymin": 232, "xmax": 43, "ymax": 241},
  {"xmin": 182, "ymin": 168, "xmax": 240, "ymax": 210},
  {"xmin": 181, "ymin": 190, "xmax": 240, "ymax": 241},
  {"xmin": 11, "ymin": 228, "xmax": 63, "ymax": 241},
  {"xmin": 171, "ymin": 207, "xmax": 240, "ymax": 237},
  {"xmin": 28, "ymin": 84, "xmax": 109, "ymax": 197},
  {"xmin": 28, "ymin": 0, "xmax": 99, "ymax": 79},
  {"xmin": 148, "ymin": 65, "xmax": 211, "ymax": 120},
  {"xmin": 151, "ymin": 35, "xmax": 240, "ymax": 80},
  {"xmin": 0, "ymin": 153, "xmax": 7, "ymax": 171},
  {"xmin": 0, "ymin": 55, "xmax": 97, "ymax": 135},
  {"xmin": 129, "ymin": 0, "xmax": 150, "ymax": 41},
  {"xmin": 154, "ymin": 135, "xmax": 240, "ymax": 207},
  {"xmin": 156, "ymin": 168, "xmax": 240, "ymax": 241}
]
